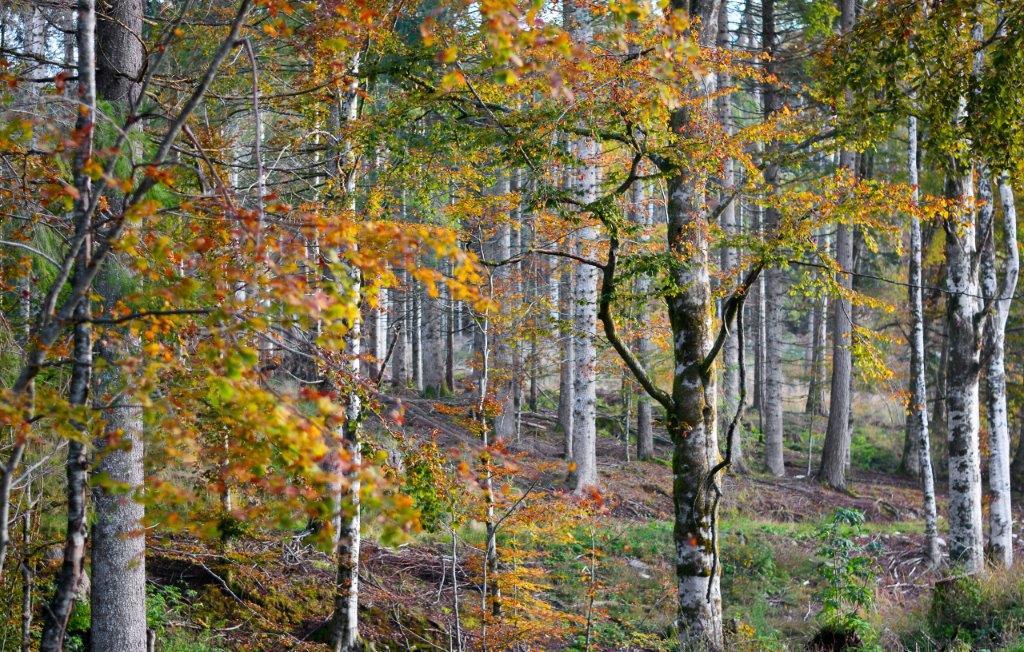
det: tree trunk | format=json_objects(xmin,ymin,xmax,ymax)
[
  {"xmin": 89, "ymin": 0, "xmax": 148, "ymax": 647},
  {"xmin": 422, "ymin": 274, "xmax": 446, "ymax": 396},
  {"xmin": 558, "ymin": 262, "xmax": 575, "ymax": 460},
  {"xmin": 41, "ymin": 3, "xmax": 96, "ymax": 646},
  {"xmin": 631, "ymin": 182, "xmax": 656, "ymax": 461},
  {"xmin": 805, "ymin": 233, "xmax": 829, "ymax": 417},
  {"xmin": 329, "ymin": 57, "xmax": 364, "ymax": 651},
  {"xmin": 982, "ymin": 173, "xmax": 1018, "ymax": 566},
  {"xmin": 905, "ymin": 116, "xmax": 940, "ymax": 565},
  {"xmin": 411, "ymin": 286, "xmax": 423, "ymax": 392},
  {"xmin": 944, "ymin": 166, "xmax": 984, "ymax": 572},
  {"xmin": 490, "ymin": 177, "xmax": 516, "ymax": 441},
  {"xmin": 761, "ymin": 0, "xmax": 785, "ymax": 477},
  {"xmin": 816, "ymin": 0, "xmax": 858, "ymax": 491},
  {"xmin": 92, "ymin": 335, "xmax": 147, "ymax": 652},
  {"xmin": 572, "ymin": 193, "xmax": 599, "ymax": 490},
  {"xmin": 665, "ymin": 0, "xmax": 723, "ymax": 645},
  {"xmin": 718, "ymin": 5, "xmax": 744, "ymax": 472}
]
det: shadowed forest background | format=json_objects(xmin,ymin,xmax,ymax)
[{"xmin": 1, "ymin": 0, "xmax": 1024, "ymax": 649}]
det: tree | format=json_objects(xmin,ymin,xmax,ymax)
[{"xmin": 817, "ymin": 0, "xmax": 857, "ymax": 491}]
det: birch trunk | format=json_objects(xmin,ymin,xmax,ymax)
[
  {"xmin": 558, "ymin": 262, "xmax": 575, "ymax": 460},
  {"xmin": 906, "ymin": 116, "xmax": 940, "ymax": 564},
  {"xmin": 944, "ymin": 166, "xmax": 984, "ymax": 572},
  {"xmin": 330, "ymin": 55, "xmax": 363, "ymax": 651},
  {"xmin": 982, "ymin": 173, "xmax": 1018, "ymax": 566}
]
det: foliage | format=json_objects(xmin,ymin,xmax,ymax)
[{"xmin": 813, "ymin": 508, "xmax": 879, "ymax": 649}]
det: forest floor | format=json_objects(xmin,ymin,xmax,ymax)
[{"xmin": 119, "ymin": 390, "xmax": 1024, "ymax": 651}]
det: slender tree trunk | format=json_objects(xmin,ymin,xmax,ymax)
[
  {"xmin": 329, "ymin": 55, "xmax": 364, "ymax": 651},
  {"xmin": 490, "ymin": 177, "xmax": 516, "ymax": 441},
  {"xmin": 41, "ymin": 3, "xmax": 96, "ymax": 646},
  {"xmin": 905, "ymin": 116, "xmax": 940, "ymax": 565},
  {"xmin": 630, "ymin": 182, "xmax": 656, "ymax": 461},
  {"xmin": 391, "ymin": 279, "xmax": 408, "ymax": 387},
  {"xmin": 411, "ymin": 286, "xmax": 423, "ymax": 392},
  {"xmin": 761, "ymin": 0, "xmax": 785, "ymax": 477},
  {"xmin": 718, "ymin": 5, "xmax": 744, "ymax": 472},
  {"xmin": 445, "ymin": 270, "xmax": 456, "ymax": 392},
  {"xmin": 982, "ymin": 173, "xmax": 1018, "ymax": 566},
  {"xmin": 805, "ymin": 233, "xmax": 829, "ymax": 417},
  {"xmin": 558, "ymin": 262, "xmax": 575, "ymax": 460}
]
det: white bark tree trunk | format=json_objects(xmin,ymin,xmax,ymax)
[
  {"xmin": 982, "ymin": 172, "xmax": 1018, "ymax": 566},
  {"xmin": 944, "ymin": 165, "xmax": 984, "ymax": 572},
  {"xmin": 565, "ymin": 0, "xmax": 599, "ymax": 490},
  {"xmin": 331, "ymin": 54, "xmax": 363, "ymax": 651},
  {"xmin": 558, "ymin": 262, "xmax": 575, "ymax": 460},
  {"xmin": 906, "ymin": 116, "xmax": 940, "ymax": 565}
]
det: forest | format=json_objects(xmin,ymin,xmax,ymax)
[{"xmin": 1, "ymin": 0, "xmax": 1023, "ymax": 649}]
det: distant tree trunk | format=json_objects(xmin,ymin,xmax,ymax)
[
  {"xmin": 558, "ymin": 262, "xmax": 575, "ymax": 460},
  {"xmin": 445, "ymin": 271, "xmax": 456, "ymax": 392},
  {"xmin": 631, "ymin": 181, "xmax": 655, "ymax": 461},
  {"xmin": 982, "ymin": 173, "xmax": 1018, "ymax": 566},
  {"xmin": 391, "ymin": 279, "xmax": 408, "ymax": 387},
  {"xmin": 904, "ymin": 116, "xmax": 940, "ymax": 565},
  {"xmin": 411, "ymin": 286, "xmax": 423, "ymax": 392},
  {"xmin": 761, "ymin": 0, "xmax": 785, "ymax": 477},
  {"xmin": 490, "ymin": 177, "xmax": 516, "ymax": 441},
  {"xmin": 805, "ymin": 233, "xmax": 829, "ymax": 417},
  {"xmin": 718, "ymin": 4, "xmax": 744, "ymax": 473},
  {"xmin": 41, "ymin": 3, "xmax": 96, "ymax": 647},
  {"xmin": 422, "ymin": 272, "xmax": 446, "ymax": 396}
]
